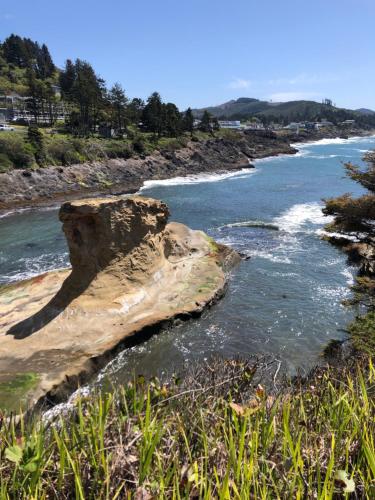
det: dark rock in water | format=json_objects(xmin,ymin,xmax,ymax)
[
  {"xmin": 238, "ymin": 252, "xmax": 251, "ymax": 261},
  {"xmin": 22, "ymin": 170, "xmax": 32, "ymax": 177},
  {"xmin": 25, "ymin": 243, "xmax": 37, "ymax": 249},
  {"xmin": 226, "ymin": 220, "xmax": 279, "ymax": 231}
]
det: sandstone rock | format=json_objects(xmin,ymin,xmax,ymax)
[{"xmin": 0, "ymin": 196, "xmax": 239, "ymax": 411}]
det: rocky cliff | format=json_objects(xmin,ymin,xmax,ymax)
[
  {"xmin": 0, "ymin": 196, "xmax": 240, "ymax": 411},
  {"xmin": 0, "ymin": 132, "xmax": 296, "ymax": 211}
]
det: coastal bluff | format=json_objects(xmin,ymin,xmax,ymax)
[{"xmin": 0, "ymin": 196, "xmax": 240, "ymax": 411}]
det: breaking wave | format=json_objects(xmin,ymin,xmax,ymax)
[
  {"xmin": 274, "ymin": 202, "xmax": 333, "ymax": 234},
  {"xmin": 140, "ymin": 168, "xmax": 256, "ymax": 190}
]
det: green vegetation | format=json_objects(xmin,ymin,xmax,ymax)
[
  {"xmin": 324, "ymin": 151, "xmax": 375, "ymax": 355},
  {"xmin": 0, "ymin": 34, "xmax": 206, "ymax": 172},
  {"xmin": 0, "ymin": 358, "xmax": 374, "ymax": 498},
  {"xmin": 0, "ymin": 372, "xmax": 39, "ymax": 411},
  {"xmin": 192, "ymin": 97, "xmax": 375, "ymax": 127}
]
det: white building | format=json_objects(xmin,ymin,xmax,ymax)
[{"xmin": 218, "ymin": 120, "xmax": 241, "ymax": 129}]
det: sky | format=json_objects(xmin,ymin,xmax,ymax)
[{"xmin": 1, "ymin": 0, "xmax": 375, "ymax": 110}]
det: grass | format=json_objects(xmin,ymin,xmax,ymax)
[{"xmin": 0, "ymin": 357, "xmax": 374, "ymax": 498}]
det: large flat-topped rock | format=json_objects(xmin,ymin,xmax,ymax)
[{"xmin": 0, "ymin": 196, "xmax": 239, "ymax": 411}]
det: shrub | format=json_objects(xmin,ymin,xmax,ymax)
[
  {"xmin": 132, "ymin": 137, "xmax": 148, "ymax": 154},
  {"xmin": 104, "ymin": 140, "xmax": 133, "ymax": 159},
  {"xmin": 45, "ymin": 137, "xmax": 83, "ymax": 166},
  {"xmin": 0, "ymin": 133, "xmax": 35, "ymax": 169},
  {"xmin": 0, "ymin": 153, "xmax": 13, "ymax": 172}
]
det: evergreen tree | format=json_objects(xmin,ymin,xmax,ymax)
[
  {"xmin": 127, "ymin": 98, "xmax": 144, "ymax": 124},
  {"xmin": 59, "ymin": 59, "xmax": 76, "ymax": 99},
  {"xmin": 60, "ymin": 59, "xmax": 105, "ymax": 135},
  {"xmin": 164, "ymin": 102, "xmax": 182, "ymax": 137},
  {"xmin": 2, "ymin": 34, "xmax": 29, "ymax": 66},
  {"xmin": 142, "ymin": 92, "xmax": 164, "ymax": 137},
  {"xmin": 27, "ymin": 125, "xmax": 46, "ymax": 165},
  {"xmin": 183, "ymin": 107, "xmax": 194, "ymax": 135},
  {"xmin": 324, "ymin": 156, "xmax": 375, "ymax": 241},
  {"xmin": 199, "ymin": 110, "xmax": 212, "ymax": 133},
  {"xmin": 36, "ymin": 44, "xmax": 55, "ymax": 79},
  {"xmin": 108, "ymin": 83, "xmax": 128, "ymax": 134}
]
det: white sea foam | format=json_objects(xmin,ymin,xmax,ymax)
[
  {"xmin": 43, "ymin": 385, "xmax": 91, "ymax": 423},
  {"xmin": 293, "ymin": 135, "xmax": 375, "ymax": 149},
  {"xmin": 1, "ymin": 253, "xmax": 69, "ymax": 284},
  {"xmin": 0, "ymin": 204, "xmax": 59, "ymax": 220},
  {"xmin": 274, "ymin": 202, "xmax": 333, "ymax": 234},
  {"xmin": 139, "ymin": 168, "xmax": 256, "ymax": 190},
  {"xmin": 341, "ymin": 268, "xmax": 355, "ymax": 286}
]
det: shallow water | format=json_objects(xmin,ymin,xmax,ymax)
[{"xmin": 1, "ymin": 136, "xmax": 374, "ymax": 379}]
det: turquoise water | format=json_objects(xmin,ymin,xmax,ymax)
[{"xmin": 1, "ymin": 136, "xmax": 374, "ymax": 376}]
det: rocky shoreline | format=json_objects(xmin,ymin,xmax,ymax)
[
  {"xmin": 1, "ymin": 128, "xmax": 373, "ymax": 214},
  {"xmin": 0, "ymin": 130, "xmax": 297, "ymax": 212}
]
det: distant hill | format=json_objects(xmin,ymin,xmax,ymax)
[
  {"xmin": 192, "ymin": 98, "xmax": 375, "ymax": 126},
  {"xmin": 356, "ymin": 108, "xmax": 375, "ymax": 115}
]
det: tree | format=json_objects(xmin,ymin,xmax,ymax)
[
  {"xmin": 164, "ymin": 102, "xmax": 182, "ymax": 137},
  {"xmin": 323, "ymin": 156, "xmax": 375, "ymax": 242},
  {"xmin": 27, "ymin": 125, "xmax": 46, "ymax": 165},
  {"xmin": 59, "ymin": 59, "xmax": 76, "ymax": 99},
  {"xmin": 183, "ymin": 107, "xmax": 194, "ymax": 135},
  {"xmin": 127, "ymin": 98, "xmax": 144, "ymax": 124},
  {"xmin": 142, "ymin": 92, "xmax": 164, "ymax": 137},
  {"xmin": 36, "ymin": 44, "xmax": 55, "ymax": 80},
  {"xmin": 60, "ymin": 59, "xmax": 106, "ymax": 135},
  {"xmin": 199, "ymin": 110, "xmax": 212, "ymax": 133},
  {"xmin": 108, "ymin": 83, "xmax": 128, "ymax": 134},
  {"xmin": 2, "ymin": 34, "xmax": 29, "ymax": 66}
]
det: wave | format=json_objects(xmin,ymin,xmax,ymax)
[
  {"xmin": 221, "ymin": 220, "xmax": 279, "ymax": 230},
  {"xmin": 242, "ymin": 249, "xmax": 292, "ymax": 264},
  {"xmin": 0, "ymin": 204, "xmax": 59, "ymax": 220},
  {"xmin": 139, "ymin": 168, "xmax": 256, "ymax": 190},
  {"xmin": 341, "ymin": 268, "xmax": 355, "ymax": 286},
  {"xmin": 0, "ymin": 253, "xmax": 69, "ymax": 284},
  {"xmin": 274, "ymin": 202, "xmax": 333, "ymax": 234},
  {"xmin": 254, "ymin": 149, "xmax": 310, "ymax": 164},
  {"xmin": 294, "ymin": 135, "xmax": 375, "ymax": 149}
]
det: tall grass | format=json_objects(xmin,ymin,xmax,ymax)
[{"xmin": 0, "ymin": 357, "xmax": 374, "ymax": 498}]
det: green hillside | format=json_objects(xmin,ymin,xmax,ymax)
[{"xmin": 192, "ymin": 97, "xmax": 375, "ymax": 126}]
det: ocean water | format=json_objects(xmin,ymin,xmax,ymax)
[{"xmin": 1, "ymin": 135, "xmax": 374, "ymax": 380}]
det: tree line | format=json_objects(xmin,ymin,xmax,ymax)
[{"xmin": 0, "ymin": 34, "xmax": 199, "ymax": 137}]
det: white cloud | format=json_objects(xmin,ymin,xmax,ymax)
[
  {"xmin": 2, "ymin": 13, "xmax": 14, "ymax": 20},
  {"xmin": 268, "ymin": 91, "xmax": 322, "ymax": 102},
  {"xmin": 228, "ymin": 78, "xmax": 252, "ymax": 89}
]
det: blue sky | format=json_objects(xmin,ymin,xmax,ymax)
[{"xmin": 1, "ymin": 0, "xmax": 375, "ymax": 110}]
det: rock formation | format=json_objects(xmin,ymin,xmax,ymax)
[{"xmin": 0, "ymin": 196, "xmax": 239, "ymax": 411}]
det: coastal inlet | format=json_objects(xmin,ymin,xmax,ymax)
[{"xmin": 0, "ymin": 135, "xmax": 374, "ymax": 386}]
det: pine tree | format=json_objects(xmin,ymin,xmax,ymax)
[
  {"xmin": 108, "ymin": 83, "xmax": 128, "ymax": 134},
  {"xmin": 324, "ymin": 156, "xmax": 375, "ymax": 241},
  {"xmin": 199, "ymin": 110, "xmax": 212, "ymax": 133},
  {"xmin": 27, "ymin": 125, "xmax": 46, "ymax": 166},
  {"xmin": 183, "ymin": 107, "xmax": 194, "ymax": 135},
  {"xmin": 59, "ymin": 59, "xmax": 76, "ymax": 99},
  {"xmin": 36, "ymin": 44, "xmax": 55, "ymax": 79},
  {"xmin": 164, "ymin": 103, "xmax": 182, "ymax": 137},
  {"xmin": 142, "ymin": 92, "xmax": 164, "ymax": 137}
]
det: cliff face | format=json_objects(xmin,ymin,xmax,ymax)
[
  {"xmin": 0, "ymin": 196, "xmax": 240, "ymax": 411},
  {"xmin": 0, "ymin": 132, "xmax": 296, "ymax": 211}
]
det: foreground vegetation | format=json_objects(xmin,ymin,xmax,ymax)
[{"xmin": 0, "ymin": 357, "xmax": 374, "ymax": 498}]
